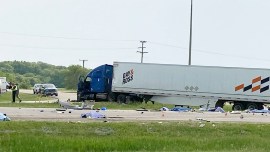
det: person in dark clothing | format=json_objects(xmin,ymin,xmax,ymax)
[{"xmin": 11, "ymin": 83, "xmax": 22, "ymax": 103}]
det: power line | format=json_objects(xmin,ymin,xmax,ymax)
[
  {"xmin": 148, "ymin": 41, "xmax": 187, "ymax": 50},
  {"xmin": 0, "ymin": 31, "xmax": 139, "ymax": 42},
  {"xmin": 0, "ymin": 43, "xmax": 136, "ymax": 51},
  {"xmin": 137, "ymin": 41, "xmax": 148, "ymax": 63},
  {"xmin": 149, "ymin": 41, "xmax": 270, "ymax": 63}
]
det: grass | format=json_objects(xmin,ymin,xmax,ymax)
[
  {"xmin": 0, "ymin": 91, "xmax": 54, "ymax": 102},
  {"xmin": 0, "ymin": 121, "xmax": 269, "ymax": 151},
  {"xmin": 87, "ymin": 101, "xmax": 176, "ymax": 110},
  {"xmin": 57, "ymin": 88, "xmax": 76, "ymax": 93},
  {"xmin": 0, "ymin": 103, "xmax": 60, "ymax": 108}
]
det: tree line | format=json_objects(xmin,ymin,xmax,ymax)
[{"xmin": 0, "ymin": 61, "xmax": 90, "ymax": 89}]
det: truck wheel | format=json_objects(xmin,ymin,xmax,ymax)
[
  {"xmin": 77, "ymin": 92, "xmax": 81, "ymax": 102},
  {"xmin": 232, "ymin": 103, "xmax": 245, "ymax": 111},
  {"xmin": 117, "ymin": 94, "xmax": 126, "ymax": 104},
  {"xmin": 246, "ymin": 103, "xmax": 258, "ymax": 110},
  {"xmin": 108, "ymin": 92, "xmax": 116, "ymax": 102},
  {"xmin": 126, "ymin": 96, "xmax": 135, "ymax": 104}
]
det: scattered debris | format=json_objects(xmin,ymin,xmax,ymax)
[
  {"xmin": 160, "ymin": 107, "xmax": 170, "ymax": 111},
  {"xmin": 59, "ymin": 101, "xmax": 83, "ymax": 110},
  {"xmin": 199, "ymin": 107, "xmax": 225, "ymax": 113},
  {"xmin": 56, "ymin": 108, "xmax": 67, "ymax": 111},
  {"xmin": 101, "ymin": 107, "xmax": 107, "ymax": 111},
  {"xmin": 249, "ymin": 109, "xmax": 270, "ymax": 113},
  {"xmin": 59, "ymin": 100, "xmax": 94, "ymax": 110},
  {"xmin": 240, "ymin": 115, "xmax": 244, "ymax": 119},
  {"xmin": 0, "ymin": 113, "xmax": 11, "ymax": 121},
  {"xmin": 136, "ymin": 109, "xmax": 149, "ymax": 111},
  {"xmin": 171, "ymin": 107, "xmax": 191, "ymax": 112},
  {"xmin": 81, "ymin": 110, "xmax": 106, "ymax": 119},
  {"xmin": 199, "ymin": 124, "xmax": 205, "ymax": 128},
  {"xmin": 214, "ymin": 107, "xmax": 225, "ymax": 113},
  {"xmin": 231, "ymin": 111, "xmax": 241, "ymax": 114}
]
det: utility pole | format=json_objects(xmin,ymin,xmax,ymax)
[
  {"xmin": 188, "ymin": 0, "xmax": 193, "ymax": 65},
  {"xmin": 137, "ymin": 41, "xmax": 148, "ymax": 63},
  {"xmin": 79, "ymin": 59, "xmax": 88, "ymax": 68}
]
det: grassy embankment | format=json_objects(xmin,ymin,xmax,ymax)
[
  {"xmin": 0, "ymin": 92, "xmax": 58, "ymax": 108},
  {"xmin": 0, "ymin": 121, "xmax": 269, "ymax": 151}
]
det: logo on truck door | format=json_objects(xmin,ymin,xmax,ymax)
[
  {"xmin": 235, "ymin": 76, "xmax": 269, "ymax": 93},
  {"xmin": 122, "ymin": 69, "xmax": 134, "ymax": 84}
]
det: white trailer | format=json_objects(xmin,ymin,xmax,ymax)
[
  {"xmin": 0, "ymin": 77, "xmax": 7, "ymax": 94},
  {"xmin": 112, "ymin": 62, "xmax": 270, "ymax": 110}
]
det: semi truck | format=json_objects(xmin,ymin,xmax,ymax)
[{"xmin": 77, "ymin": 62, "xmax": 270, "ymax": 110}]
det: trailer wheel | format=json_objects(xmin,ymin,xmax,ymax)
[
  {"xmin": 77, "ymin": 93, "xmax": 81, "ymax": 102},
  {"xmin": 108, "ymin": 92, "xmax": 116, "ymax": 102},
  {"xmin": 117, "ymin": 94, "xmax": 126, "ymax": 104},
  {"xmin": 257, "ymin": 103, "xmax": 264, "ymax": 110},
  {"xmin": 232, "ymin": 102, "xmax": 245, "ymax": 111},
  {"xmin": 246, "ymin": 103, "xmax": 258, "ymax": 110}
]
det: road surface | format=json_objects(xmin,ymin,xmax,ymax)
[{"xmin": 1, "ymin": 107, "xmax": 270, "ymax": 123}]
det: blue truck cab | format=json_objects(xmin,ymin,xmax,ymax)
[{"xmin": 77, "ymin": 64, "xmax": 113, "ymax": 101}]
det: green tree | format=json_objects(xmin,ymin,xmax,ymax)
[{"xmin": 64, "ymin": 65, "xmax": 89, "ymax": 89}]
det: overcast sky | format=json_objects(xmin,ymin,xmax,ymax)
[{"xmin": 1, "ymin": 0, "xmax": 270, "ymax": 69}]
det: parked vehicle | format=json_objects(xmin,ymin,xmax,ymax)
[
  {"xmin": 0, "ymin": 77, "xmax": 7, "ymax": 94},
  {"xmin": 33, "ymin": 84, "xmax": 43, "ymax": 94},
  {"xmin": 77, "ymin": 62, "xmax": 270, "ymax": 111},
  {"xmin": 42, "ymin": 84, "xmax": 58, "ymax": 96}
]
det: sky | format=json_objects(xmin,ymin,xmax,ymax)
[{"xmin": 0, "ymin": 0, "xmax": 270, "ymax": 69}]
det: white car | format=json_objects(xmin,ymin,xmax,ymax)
[{"xmin": 33, "ymin": 84, "xmax": 43, "ymax": 94}]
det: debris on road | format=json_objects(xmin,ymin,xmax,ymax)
[
  {"xmin": 249, "ymin": 109, "xmax": 270, "ymax": 113},
  {"xmin": 56, "ymin": 108, "xmax": 67, "ymax": 111},
  {"xmin": 81, "ymin": 110, "xmax": 106, "ymax": 119},
  {"xmin": 171, "ymin": 107, "xmax": 191, "ymax": 112},
  {"xmin": 160, "ymin": 107, "xmax": 170, "ymax": 111},
  {"xmin": 199, "ymin": 107, "xmax": 225, "ymax": 113},
  {"xmin": 230, "ymin": 111, "xmax": 241, "ymax": 114},
  {"xmin": 59, "ymin": 100, "xmax": 94, "ymax": 110},
  {"xmin": 0, "ymin": 113, "xmax": 11, "ymax": 121},
  {"xmin": 136, "ymin": 109, "xmax": 149, "ymax": 111}
]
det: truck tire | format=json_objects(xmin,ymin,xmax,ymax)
[
  {"xmin": 246, "ymin": 103, "xmax": 258, "ymax": 110},
  {"xmin": 117, "ymin": 94, "xmax": 126, "ymax": 104},
  {"xmin": 126, "ymin": 96, "xmax": 135, "ymax": 104},
  {"xmin": 108, "ymin": 92, "xmax": 116, "ymax": 102},
  {"xmin": 232, "ymin": 102, "xmax": 245, "ymax": 111},
  {"xmin": 77, "ymin": 92, "xmax": 82, "ymax": 102}
]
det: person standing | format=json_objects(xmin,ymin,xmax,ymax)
[{"xmin": 11, "ymin": 83, "xmax": 22, "ymax": 103}]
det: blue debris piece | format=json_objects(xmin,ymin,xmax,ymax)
[
  {"xmin": 250, "ymin": 109, "xmax": 270, "ymax": 113},
  {"xmin": 171, "ymin": 107, "xmax": 191, "ymax": 112},
  {"xmin": 160, "ymin": 107, "xmax": 170, "ymax": 111},
  {"xmin": 81, "ymin": 110, "xmax": 106, "ymax": 119}
]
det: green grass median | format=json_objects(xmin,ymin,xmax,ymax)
[
  {"xmin": 0, "ymin": 121, "xmax": 269, "ymax": 151},
  {"xmin": 0, "ymin": 91, "xmax": 54, "ymax": 102}
]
